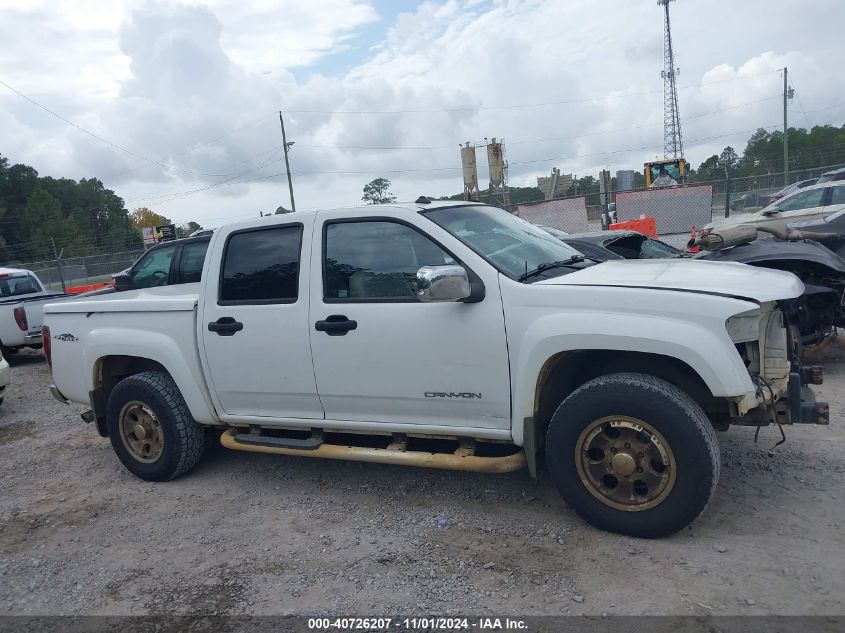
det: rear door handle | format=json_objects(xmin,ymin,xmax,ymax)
[
  {"xmin": 315, "ymin": 314, "xmax": 357, "ymax": 336},
  {"xmin": 208, "ymin": 316, "xmax": 243, "ymax": 336}
]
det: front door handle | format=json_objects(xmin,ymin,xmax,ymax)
[
  {"xmin": 315, "ymin": 314, "xmax": 357, "ymax": 336},
  {"xmin": 208, "ymin": 316, "xmax": 243, "ymax": 336}
]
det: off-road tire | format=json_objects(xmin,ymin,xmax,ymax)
[
  {"xmin": 106, "ymin": 371, "xmax": 205, "ymax": 481},
  {"xmin": 546, "ymin": 372, "xmax": 720, "ymax": 538}
]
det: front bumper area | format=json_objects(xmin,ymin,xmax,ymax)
[
  {"xmin": 734, "ymin": 364, "xmax": 830, "ymax": 426},
  {"xmin": 777, "ymin": 370, "xmax": 829, "ymax": 425}
]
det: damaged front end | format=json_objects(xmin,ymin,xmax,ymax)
[{"xmin": 727, "ymin": 300, "xmax": 830, "ymax": 427}]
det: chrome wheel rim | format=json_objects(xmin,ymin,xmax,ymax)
[
  {"xmin": 118, "ymin": 401, "xmax": 164, "ymax": 463},
  {"xmin": 575, "ymin": 416, "xmax": 676, "ymax": 512}
]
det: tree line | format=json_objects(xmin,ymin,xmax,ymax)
[{"xmin": 0, "ymin": 154, "xmax": 204, "ymax": 264}]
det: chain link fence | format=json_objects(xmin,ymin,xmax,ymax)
[
  {"xmin": 507, "ymin": 162, "xmax": 845, "ymax": 242},
  {"xmin": 6, "ymin": 250, "xmax": 145, "ymax": 291}
]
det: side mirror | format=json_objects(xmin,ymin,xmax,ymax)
[
  {"xmin": 416, "ymin": 265, "xmax": 471, "ymax": 302},
  {"xmin": 113, "ymin": 272, "xmax": 135, "ymax": 292},
  {"xmin": 762, "ymin": 208, "xmax": 780, "ymax": 217}
]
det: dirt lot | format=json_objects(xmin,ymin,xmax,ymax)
[{"xmin": 0, "ymin": 345, "xmax": 843, "ymax": 617}]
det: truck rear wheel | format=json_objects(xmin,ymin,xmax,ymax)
[
  {"xmin": 106, "ymin": 371, "xmax": 205, "ymax": 481},
  {"xmin": 545, "ymin": 372, "xmax": 720, "ymax": 538}
]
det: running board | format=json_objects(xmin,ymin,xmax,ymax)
[
  {"xmin": 220, "ymin": 428, "xmax": 525, "ymax": 474},
  {"xmin": 231, "ymin": 431, "xmax": 323, "ymax": 451}
]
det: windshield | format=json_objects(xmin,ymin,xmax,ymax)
[
  {"xmin": 0, "ymin": 273, "xmax": 42, "ymax": 298},
  {"xmin": 424, "ymin": 205, "xmax": 585, "ymax": 280}
]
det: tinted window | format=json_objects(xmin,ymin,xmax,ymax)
[
  {"xmin": 220, "ymin": 226, "xmax": 302, "ymax": 303},
  {"xmin": 829, "ymin": 186, "xmax": 845, "ymax": 206},
  {"xmin": 324, "ymin": 221, "xmax": 454, "ymax": 300},
  {"xmin": 179, "ymin": 241, "xmax": 209, "ymax": 283},
  {"xmin": 131, "ymin": 246, "xmax": 176, "ymax": 288},
  {"xmin": 779, "ymin": 188, "xmax": 825, "ymax": 212},
  {"xmin": 0, "ymin": 274, "xmax": 42, "ymax": 297}
]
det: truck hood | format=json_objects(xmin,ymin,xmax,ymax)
[{"xmin": 536, "ymin": 259, "xmax": 804, "ymax": 302}]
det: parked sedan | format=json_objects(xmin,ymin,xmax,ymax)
[
  {"xmin": 769, "ymin": 177, "xmax": 819, "ymax": 204},
  {"xmin": 544, "ymin": 226, "xmax": 845, "ymax": 343},
  {"xmin": 705, "ymin": 180, "xmax": 845, "ymax": 232},
  {"xmin": 545, "ymin": 228, "xmax": 684, "ymax": 262}
]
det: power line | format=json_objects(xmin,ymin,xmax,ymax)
[
  {"xmin": 104, "ymin": 111, "xmax": 278, "ymax": 179},
  {"xmin": 281, "ymin": 69, "xmax": 782, "ymax": 115},
  {"xmin": 140, "ymin": 124, "xmax": 787, "ymax": 207},
  {"xmin": 805, "ymin": 100, "xmax": 845, "ymax": 114},
  {"xmin": 0, "ymin": 77, "xmax": 274, "ymax": 178},
  {"xmin": 286, "ymin": 95, "xmax": 782, "ymax": 152}
]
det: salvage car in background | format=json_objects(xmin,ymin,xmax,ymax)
[
  {"xmin": 704, "ymin": 180, "xmax": 845, "ymax": 233},
  {"xmin": 545, "ymin": 227, "xmax": 845, "ymax": 345},
  {"xmin": 769, "ymin": 177, "xmax": 819, "ymax": 204}
]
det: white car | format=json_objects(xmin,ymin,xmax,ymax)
[
  {"xmin": 44, "ymin": 201, "xmax": 828, "ymax": 538},
  {"xmin": 0, "ymin": 267, "xmax": 70, "ymax": 356},
  {"xmin": 706, "ymin": 180, "xmax": 845, "ymax": 232},
  {"xmin": 0, "ymin": 346, "xmax": 9, "ymax": 407}
]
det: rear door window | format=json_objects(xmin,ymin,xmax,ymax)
[
  {"xmin": 219, "ymin": 225, "xmax": 303, "ymax": 304},
  {"xmin": 178, "ymin": 241, "xmax": 209, "ymax": 283},
  {"xmin": 828, "ymin": 186, "xmax": 845, "ymax": 206}
]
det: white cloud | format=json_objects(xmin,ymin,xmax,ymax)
[{"xmin": 1, "ymin": 0, "xmax": 843, "ymax": 228}]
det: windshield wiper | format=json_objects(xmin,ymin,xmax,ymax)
[{"xmin": 518, "ymin": 256, "xmax": 586, "ymax": 282}]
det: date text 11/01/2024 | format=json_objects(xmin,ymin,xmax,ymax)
[{"xmin": 307, "ymin": 618, "xmax": 527, "ymax": 630}]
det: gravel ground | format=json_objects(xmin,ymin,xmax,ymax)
[{"xmin": 0, "ymin": 345, "xmax": 843, "ymax": 617}]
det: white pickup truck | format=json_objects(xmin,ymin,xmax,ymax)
[
  {"xmin": 0, "ymin": 267, "xmax": 69, "ymax": 356},
  {"xmin": 44, "ymin": 201, "xmax": 829, "ymax": 537}
]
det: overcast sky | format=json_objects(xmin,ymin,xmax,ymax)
[{"xmin": 1, "ymin": 0, "xmax": 843, "ymax": 227}]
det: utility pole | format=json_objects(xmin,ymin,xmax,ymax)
[
  {"xmin": 783, "ymin": 67, "xmax": 789, "ymax": 186},
  {"xmin": 51, "ymin": 237, "xmax": 67, "ymax": 292},
  {"xmin": 278, "ymin": 111, "xmax": 296, "ymax": 213}
]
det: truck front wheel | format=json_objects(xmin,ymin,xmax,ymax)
[
  {"xmin": 106, "ymin": 371, "xmax": 205, "ymax": 481},
  {"xmin": 546, "ymin": 372, "xmax": 720, "ymax": 538}
]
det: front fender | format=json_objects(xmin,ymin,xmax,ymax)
[
  {"xmin": 510, "ymin": 312, "xmax": 755, "ymax": 443},
  {"xmin": 85, "ymin": 328, "xmax": 217, "ymax": 424}
]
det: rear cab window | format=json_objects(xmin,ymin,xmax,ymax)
[{"xmin": 0, "ymin": 273, "xmax": 43, "ymax": 298}]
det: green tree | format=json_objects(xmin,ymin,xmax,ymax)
[
  {"xmin": 128, "ymin": 207, "xmax": 171, "ymax": 229},
  {"xmin": 23, "ymin": 188, "xmax": 86, "ymax": 259},
  {"xmin": 362, "ymin": 178, "xmax": 397, "ymax": 205},
  {"xmin": 718, "ymin": 146, "xmax": 740, "ymax": 171},
  {"xmin": 176, "ymin": 221, "xmax": 203, "ymax": 238},
  {"xmin": 694, "ymin": 155, "xmax": 721, "ymax": 182}
]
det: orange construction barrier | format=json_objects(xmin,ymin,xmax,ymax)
[
  {"xmin": 609, "ymin": 217, "xmax": 657, "ymax": 238},
  {"xmin": 66, "ymin": 281, "xmax": 115, "ymax": 294}
]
